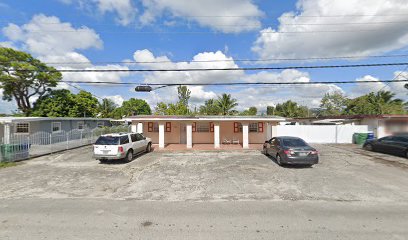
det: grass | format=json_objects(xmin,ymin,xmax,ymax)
[{"xmin": 0, "ymin": 162, "xmax": 17, "ymax": 169}]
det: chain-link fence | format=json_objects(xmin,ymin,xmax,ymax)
[{"xmin": 0, "ymin": 125, "xmax": 130, "ymax": 162}]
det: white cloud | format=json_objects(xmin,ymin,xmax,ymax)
[
  {"xmin": 133, "ymin": 49, "xmax": 244, "ymax": 84},
  {"xmin": 2, "ymin": 14, "xmax": 103, "ymax": 55},
  {"xmin": 60, "ymin": 64, "xmax": 130, "ymax": 83},
  {"xmin": 253, "ymin": 0, "xmax": 408, "ymax": 60},
  {"xmin": 61, "ymin": 0, "xmax": 137, "ymax": 26},
  {"xmin": 139, "ymin": 0, "xmax": 263, "ymax": 33},
  {"xmin": 350, "ymin": 75, "xmax": 389, "ymax": 98},
  {"xmin": 0, "ymin": 41, "xmax": 17, "ymax": 49},
  {"xmin": 104, "ymin": 95, "xmax": 125, "ymax": 106}
]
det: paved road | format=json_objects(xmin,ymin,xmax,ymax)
[{"xmin": 1, "ymin": 199, "xmax": 407, "ymax": 240}]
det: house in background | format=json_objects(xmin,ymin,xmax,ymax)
[
  {"xmin": 126, "ymin": 115, "xmax": 286, "ymax": 149},
  {"xmin": 295, "ymin": 115, "xmax": 408, "ymax": 138},
  {"xmin": 0, "ymin": 117, "xmax": 112, "ymax": 143}
]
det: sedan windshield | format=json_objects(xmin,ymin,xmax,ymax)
[
  {"xmin": 282, "ymin": 138, "xmax": 308, "ymax": 147},
  {"xmin": 95, "ymin": 136, "xmax": 120, "ymax": 145}
]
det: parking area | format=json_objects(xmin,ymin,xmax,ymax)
[{"xmin": 1, "ymin": 144, "xmax": 408, "ymax": 202}]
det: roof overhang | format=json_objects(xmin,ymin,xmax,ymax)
[{"xmin": 125, "ymin": 115, "xmax": 286, "ymax": 122}]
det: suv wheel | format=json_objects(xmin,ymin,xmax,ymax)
[
  {"xmin": 125, "ymin": 150, "xmax": 133, "ymax": 163},
  {"xmin": 146, "ymin": 143, "xmax": 152, "ymax": 153}
]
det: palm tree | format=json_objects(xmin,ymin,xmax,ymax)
[
  {"xmin": 367, "ymin": 91, "xmax": 404, "ymax": 114},
  {"xmin": 216, "ymin": 93, "xmax": 238, "ymax": 115}
]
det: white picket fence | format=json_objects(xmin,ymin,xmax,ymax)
[
  {"xmin": 0, "ymin": 125, "xmax": 130, "ymax": 162},
  {"xmin": 272, "ymin": 125, "xmax": 370, "ymax": 144}
]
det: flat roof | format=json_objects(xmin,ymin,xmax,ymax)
[
  {"xmin": 0, "ymin": 117, "xmax": 112, "ymax": 124},
  {"xmin": 125, "ymin": 115, "xmax": 286, "ymax": 122}
]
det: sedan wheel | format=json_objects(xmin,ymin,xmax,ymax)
[
  {"xmin": 263, "ymin": 147, "xmax": 268, "ymax": 155},
  {"xmin": 364, "ymin": 144, "xmax": 373, "ymax": 151},
  {"xmin": 146, "ymin": 143, "xmax": 152, "ymax": 153},
  {"xmin": 276, "ymin": 154, "xmax": 282, "ymax": 166},
  {"xmin": 405, "ymin": 150, "xmax": 408, "ymax": 159}
]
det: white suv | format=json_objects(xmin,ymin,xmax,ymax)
[{"xmin": 93, "ymin": 133, "xmax": 152, "ymax": 162}]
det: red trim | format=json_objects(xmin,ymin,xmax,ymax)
[
  {"xmin": 210, "ymin": 122, "xmax": 214, "ymax": 132},
  {"xmin": 258, "ymin": 122, "xmax": 264, "ymax": 133},
  {"xmin": 165, "ymin": 122, "xmax": 171, "ymax": 132},
  {"xmin": 234, "ymin": 122, "xmax": 239, "ymax": 133},
  {"xmin": 192, "ymin": 122, "xmax": 197, "ymax": 132},
  {"xmin": 148, "ymin": 122, "xmax": 153, "ymax": 132}
]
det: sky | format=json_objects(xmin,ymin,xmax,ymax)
[{"xmin": 1, "ymin": 0, "xmax": 408, "ymax": 114}]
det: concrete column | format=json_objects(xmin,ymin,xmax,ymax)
[
  {"xmin": 214, "ymin": 123, "xmax": 220, "ymax": 148},
  {"xmin": 3, "ymin": 123, "xmax": 11, "ymax": 144},
  {"xmin": 137, "ymin": 122, "xmax": 143, "ymax": 134},
  {"xmin": 131, "ymin": 121, "xmax": 137, "ymax": 133},
  {"xmin": 186, "ymin": 123, "xmax": 192, "ymax": 149},
  {"xmin": 266, "ymin": 122, "xmax": 272, "ymax": 140},
  {"xmin": 242, "ymin": 122, "xmax": 249, "ymax": 149},
  {"xmin": 159, "ymin": 123, "xmax": 165, "ymax": 149},
  {"xmin": 377, "ymin": 120, "xmax": 387, "ymax": 138}
]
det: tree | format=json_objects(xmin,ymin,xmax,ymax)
[
  {"xmin": 113, "ymin": 98, "xmax": 151, "ymax": 118},
  {"xmin": 99, "ymin": 98, "xmax": 117, "ymax": 118},
  {"xmin": 154, "ymin": 102, "xmax": 169, "ymax": 115},
  {"xmin": 199, "ymin": 99, "xmax": 220, "ymax": 115},
  {"xmin": 31, "ymin": 90, "xmax": 100, "ymax": 117},
  {"xmin": 177, "ymin": 85, "xmax": 191, "ymax": 106},
  {"xmin": 240, "ymin": 106, "xmax": 257, "ymax": 116},
  {"xmin": 0, "ymin": 48, "xmax": 62, "ymax": 116},
  {"xmin": 272, "ymin": 100, "xmax": 309, "ymax": 118},
  {"xmin": 216, "ymin": 93, "xmax": 238, "ymax": 115},
  {"xmin": 320, "ymin": 91, "xmax": 348, "ymax": 116},
  {"xmin": 266, "ymin": 106, "xmax": 275, "ymax": 115},
  {"xmin": 344, "ymin": 91, "xmax": 406, "ymax": 115}
]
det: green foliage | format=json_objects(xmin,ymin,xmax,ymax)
[
  {"xmin": 240, "ymin": 106, "xmax": 257, "ymax": 116},
  {"xmin": 269, "ymin": 100, "xmax": 309, "ymax": 118},
  {"xmin": 216, "ymin": 93, "xmax": 238, "ymax": 115},
  {"xmin": 199, "ymin": 99, "xmax": 220, "ymax": 115},
  {"xmin": 0, "ymin": 48, "xmax": 62, "ymax": 116},
  {"xmin": 32, "ymin": 90, "xmax": 100, "ymax": 117},
  {"xmin": 177, "ymin": 85, "xmax": 191, "ymax": 106},
  {"xmin": 320, "ymin": 91, "xmax": 348, "ymax": 116},
  {"xmin": 266, "ymin": 106, "xmax": 275, "ymax": 115},
  {"xmin": 113, "ymin": 98, "xmax": 151, "ymax": 118},
  {"xmin": 98, "ymin": 98, "xmax": 118, "ymax": 118},
  {"xmin": 344, "ymin": 91, "xmax": 406, "ymax": 115}
]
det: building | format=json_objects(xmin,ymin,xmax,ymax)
[
  {"xmin": 295, "ymin": 115, "xmax": 408, "ymax": 138},
  {"xmin": 126, "ymin": 115, "xmax": 286, "ymax": 149},
  {"xmin": 0, "ymin": 117, "xmax": 112, "ymax": 143}
]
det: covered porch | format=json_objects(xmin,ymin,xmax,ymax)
[{"xmin": 127, "ymin": 116, "xmax": 286, "ymax": 150}]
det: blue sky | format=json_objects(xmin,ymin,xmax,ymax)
[{"xmin": 1, "ymin": 0, "xmax": 408, "ymax": 113}]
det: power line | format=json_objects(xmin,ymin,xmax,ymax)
[
  {"xmin": 61, "ymin": 79, "xmax": 408, "ymax": 86},
  {"xmin": 63, "ymin": 82, "xmax": 104, "ymax": 100},
  {"xmin": 11, "ymin": 62, "xmax": 408, "ymax": 72},
  {"xmin": 378, "ymin": 65, "xmax": 408, "ymax": 91},
  {"xmin": 3, "ymin": 53, "xmax": 407, "ymax": 65}
]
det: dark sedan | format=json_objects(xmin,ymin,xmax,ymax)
[
  {"xmin": 263, "ymin": 136, "xmax": 319, "ymax": 166},
  {"xmin": 363, "ymin": 135, "xmax": 408, "ymax": 158}
]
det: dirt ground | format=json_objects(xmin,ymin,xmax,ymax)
[{"xmin": 1, "ymin": 144, "xmax": 408, "ymax": 202}]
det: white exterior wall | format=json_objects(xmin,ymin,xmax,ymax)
[{"xmin": 272, "ymin": 125, "xmax": 370, "ymax": 143}]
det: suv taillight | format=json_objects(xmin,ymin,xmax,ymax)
[{"xmin": 118, "ymin": 146, "xmax": 124, "ymax": 153}]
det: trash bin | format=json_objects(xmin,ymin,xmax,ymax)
[
  {"xmin": 0, "ymin": 143, "xmax": 30, "ymax": 162},
  {"xmin": 353, "ymin": 133, "xmax": 369, "ymax": 145},
  {"xmin": 367, "ymin": 133, "xmax": 375, "ymax": 140}
]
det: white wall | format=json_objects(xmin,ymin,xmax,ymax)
[{"xmin": 272, "ymin": 125, "xmax": 370, "ymax": 143}]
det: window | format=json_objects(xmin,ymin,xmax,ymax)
[
  {"xmin": 249, "ymin": 123, "xmax": 258, "ymax": 132},
  {"xmin": 77, "ymin": 121, "xmax": 85, "ymax": 130},
  {"xmin": 196, "ymin": 122, "xmax": 210, "ymax": 132},
  {"xmin": 136, "ymin": 133, "xmax": 145, "ymax": 141},
  {"xmin": 120, "ymin": 135, "xmax": 129, "ymax": 144},
  {"xmin": 130, "ymin": 134, "xmax": 138, "ymax": 142},
  {"xmin": 15, "ymin": 123, "xmax": 29, "ymax": 134},
  {"xmin": 51, "ymin": 122, "xmax": 61, "ymax": 133},
  {"xmin": 97, "ymin": 122, "xmax": 104, "ymax": 128},
  {"xmin": 148, "ymin": 122, "xmax": 159, "ymax": 132}
]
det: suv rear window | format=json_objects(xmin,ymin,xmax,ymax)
[{"xmin": 95, "ymin": 136, "xmax": 120, "ymax": 145}]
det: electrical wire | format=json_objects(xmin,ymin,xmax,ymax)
[
  {"xmin": 10, "ymin": 62, "xmax": 408, "ymax": 72},
  {"xmin": 61, "ymin": 79, "xmax": 408, "ymax": 86}
]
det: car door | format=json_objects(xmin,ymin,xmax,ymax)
[
  {"xmin": 269, "ymin": 138, "xmax": 279, "ymax": 156},
  {"xmin": 376, "ymin": 136, "xmax": 395, "ymax": 153},
  {"xmin": 130, "ymin": 133, "xmax": 142, "ymax": 153},
  {"xmin": 136, "ymin": 133, "xmax": 147, "ymax": 152},
  {"xmin": 387, "ymin": 136, "xmax": 408, "ymax": 156}
]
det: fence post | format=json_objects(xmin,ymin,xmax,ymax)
[{"xmin": 49, "ymin": 133, "xmax": 53, "ymax": 154}]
